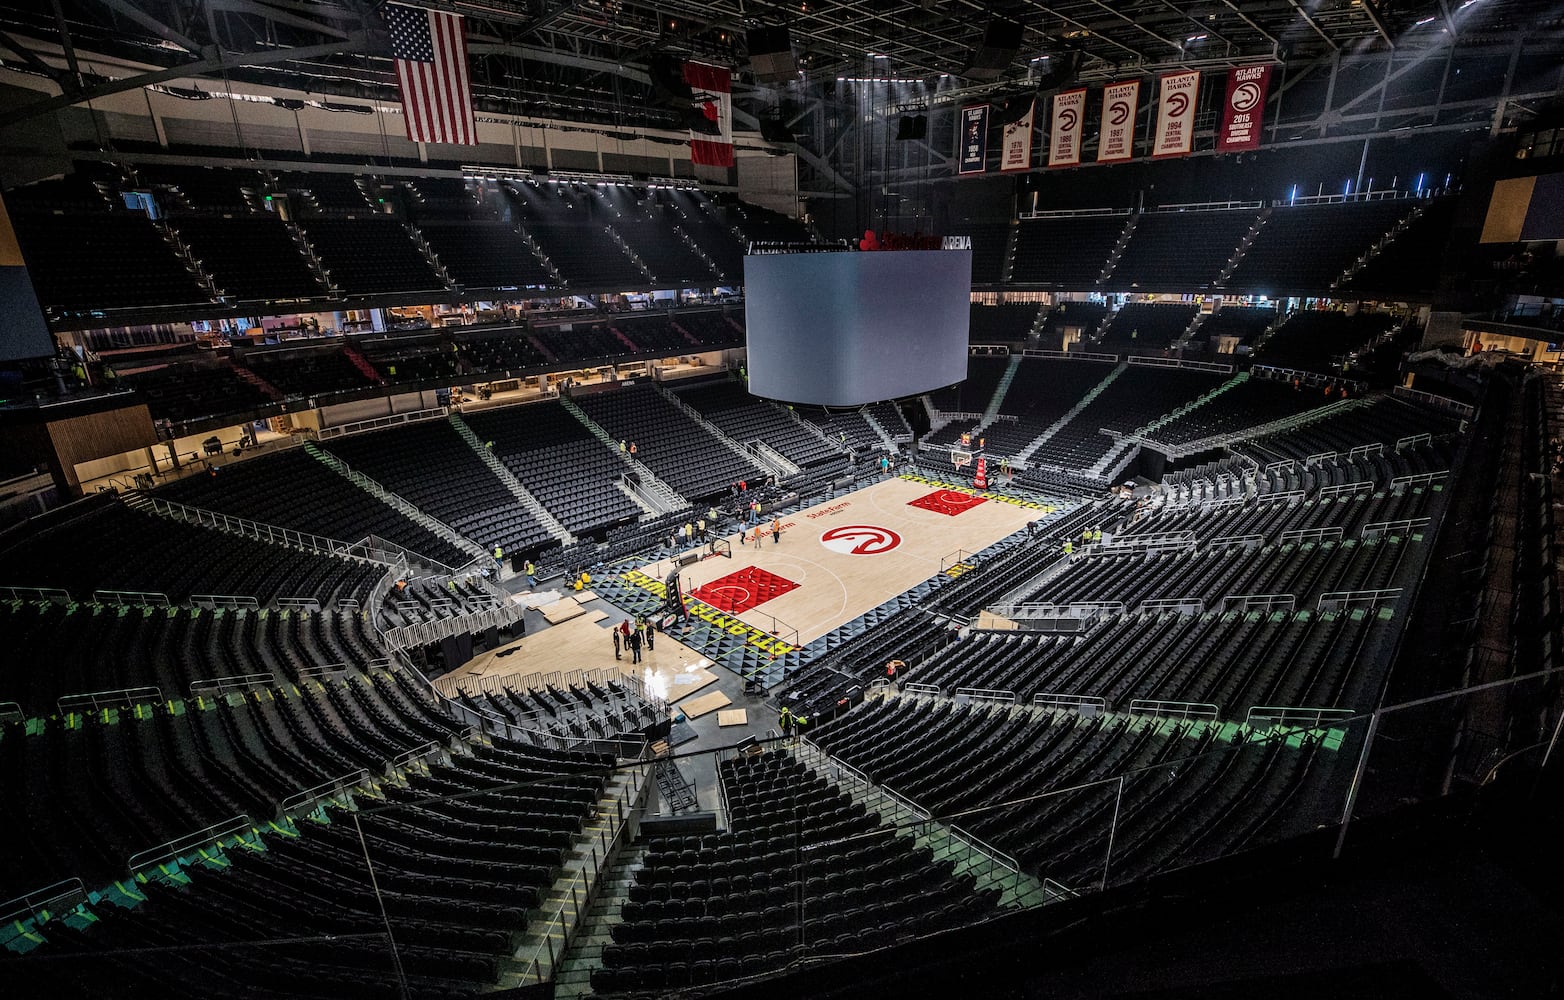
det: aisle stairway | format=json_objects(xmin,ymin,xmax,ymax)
[
  {"xmin": 553, "ymin": 847, "xmax": 647, "ymax": 997},
  {"xmin": 303, "ymin": 441, "xmax": 488, "ymax": 563},
  {"xmin": 558, "ymin": 395, "xmax": 690, "ymax": 515},
  {"xmin": 861, "ymin": 406, "xmax": 902, "ymax": 453},
  {"xmin": 1015, "ymin": 363, "xmax": 1125, "ymax": 466},
  {"xmin": 504, "ymin": 768, "xmax": 648, "ymax": 989},
  {"xmin": 984, "ymin": 354, "xmax": 1024, "ymax": 421},
  {"xmin": 448, "ymin": 411, "xmax": 575, "ymax": 545}
]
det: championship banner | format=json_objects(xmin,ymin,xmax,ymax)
[
  {"xmin": 959, "ymin": 104, "xmax": 990, "ymax": 175},
  {"xmin": 1152, "ymin": 70, "xmax": 1200, "ymax": 159},
  {"xmin": 1216, "ymin": 64, "xmax": 1273, "ymax": 152},
  {"xmin": 999, "ymin": 99, "xmax": 1035, "ymax": 172},
  {"xmin": 683, "ymin": 61, "xmax": 734, "ymax": 167},
  {"xmin": 1047, "ymin": 88, "xmax": 1086, "ymax": 168},
  {"xmin": 1097, "ymin": 80, "xmax": 1140, "ymax": 163},
  {"xmin": 1000, "ymin": 98, "xmax": 1038, "ymax": 172}
]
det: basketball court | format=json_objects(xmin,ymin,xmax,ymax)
[{"xmin": 634, "ymin": 474, "xmax": 1052, "ymax": 646}]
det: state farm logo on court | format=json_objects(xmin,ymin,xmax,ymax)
[{"xmin": 819, "ymin": 524, "xmax": 902, "ymax": 555}]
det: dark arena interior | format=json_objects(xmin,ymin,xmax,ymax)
[{"xmin": 2, "ymin": 1, "xmax": 1564, "ymax": 997}]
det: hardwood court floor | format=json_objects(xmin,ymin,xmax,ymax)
[
  {"xmin": 435, "ymin": 605, "xmax": 714, "ymax": 698},
  {"xmin": 640, "ymin": 476, "xmax": 1045, "ymax": 646}
]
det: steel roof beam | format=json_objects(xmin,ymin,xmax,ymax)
[
  {"xmin": 1285, "ymin": 0, "xmax": 1339, "ymax": 52},
  {"xmin": 0, "ymin": 32, "xmax": 370, "ymax": 128},
  {"xmin": 206, "ymin": 0, "xmax": 351, "ymax": 40},
  {"xmin": 90, "ymin": 0, "xmax": 204, "ymax": 55},
  {"xmin": 1360, "ymin": 0, "xmax": 1397, "ymax": 49}
]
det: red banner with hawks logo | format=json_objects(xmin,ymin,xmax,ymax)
[
  {"xmin": 1216, "ymin": 65, "xmax": 1273, "ymax": 153},
  {"xmin": 683, "ymin": 61, "xmax": 733, "ymax": 167}
]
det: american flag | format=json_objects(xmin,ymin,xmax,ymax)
[{"xmin": 386, "ymin": 3, "xmax": 475, "ymax": 145}]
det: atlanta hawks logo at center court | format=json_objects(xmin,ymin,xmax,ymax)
[{"xmin": 819, "ymin": 524, "xmax": 902, "ymax": 555}]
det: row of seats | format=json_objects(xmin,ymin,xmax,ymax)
[
  {"xmin": 0, "ymin": 497, "xmax": 381, "ymax": 608},
  {"xmin": 455, "ymin": 675, "xmax": 662, "ymax": 746},
  {"xmin": 594, "ymin": 748, "xmax": 997, "ymax": 992},
  {"xmin": 1228, "ymin": 201, "xmax": 1416, "ymax": 293},
  {"xmin": 119, "ymin": 361, "xmax": 276, "ymax": 422},
  {"xmin": 0, "ymin": 601, "xmax": 385, "ymax": 713},
  {"xmin": 0, "ymin": 668, "xmax": 461, "ymax": 896},
  {"xmin": 1251, "ymin": 309, "xmax": 1398, "ymax": 374},
  {"xmin": 321, "ymin": 420, "xmax": 554, "ymax": 558},
  {"xmin": 1149, "ymin": 376, "xmax": 1340, "ymax": 447},
  {"xmin": 574, "ymin": 383, "xmax": 765, "ymax": 501},
  {"xmin": 1108, "ymin": 209, "xmax": 1257, "ymax": 291},
  {"xmin": 1029, "ymin": 366, "xmax": 1226, "ymax": 469},
  {"xmin": 11, "ymin": 717, "xmax": 613, "ymax": 999},
  {"xmin": 969, "ymin": 303, "xmax": 1041, "ymax": 342},
  {"xmin": 462, "ymin": 403, "xmax": 644, "ymax": 538},
  {"xmin": 1095, "ymin": 302, "xmax": 1198, "ymax": 350},
  {"xmin": 157, "ymin": 447, "xmax": 471, "ymax": 568},
  {"xmin": 813, "ymin": 698, "xmax": 1339, "ymax": 890},
  {"xmin": 674, "ymin": 378, "xmax": 845, "ymax": 468}
]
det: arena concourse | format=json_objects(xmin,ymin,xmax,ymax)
[{"xmin": 0, "ymin": 1, "xmax": 1562, "ymax": 997}]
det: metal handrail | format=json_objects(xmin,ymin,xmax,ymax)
[
  {"xmin": 0, "ymin": 878, "xmax": 86, "ymax": 924},
  {"xmin": 517, "ymin": 762, "xmax": 648, "ymax": 984},
  {"xmin": 58, "ymin": 685, "xmax": 163, "ymax": 714},
  {"xmin": 279, "ymin": 769, "xmax": 370, "ymax": 815},
  {"xmin": 1127, "ymin": 698, "xmax": 1220, "ymax": 721},
  {"xmin": 93, "ymin": 589, "xmax": 170, "ymax": 607},
  {"xmin": 1032, "ymin": 692, "xmax": 1108, "ymax": 713},
  {"xmin": 0, "ymin": 585, "xmax": 71, "ymax": 603},
  {"xmin": 127, "ymin": 814, "xmax": 254, "ymax": 875},
  {"xmin": 189, "ymin": 673, "xmax": 276, "ymax": 698}
]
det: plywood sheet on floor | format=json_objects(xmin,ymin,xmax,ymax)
[
  {"xmin": 655, "ymin": 663, "xmax": 720, "ymax": 703},
  {"xmin": 716, "ymin": 708, "xmax": 749, "ymax": 727},
  {"xmin": 678, "ymin": 690, "xmax": 732, "ymax": 719},
  {"xmin": 539, "ymin": 597, "xmax": 590, "ymax": 624}
]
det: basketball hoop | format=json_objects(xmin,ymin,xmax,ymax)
[{"xmin": 951, "ymin": 449, "xmax": 973, "ymax": 470}]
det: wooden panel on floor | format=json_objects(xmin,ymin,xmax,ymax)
[
  {"xmin": 540, "ymin": 597, "xmax": 589, "ymax": 624},
  {"xmin": 716, "ymin": 708, "xmax": 749, "ymax": 727},
  {"xmin": 437, "ymin": 611, "xmax": 703, "ymax": 692},
  {"xmin": 657, "ymin": 663, "xmax": 720, "ymax": 703},
  {"xmin": 678, "ymin": 690, "xmax": 732, "ymax": 719}
]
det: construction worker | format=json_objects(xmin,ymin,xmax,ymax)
[
  {"xmin": 524, "ymin": 559, "xmax": 537, "ymax": 588},
  {"xmin": 697, "ymin": 517, "xmax": 706, "ymax": 540},
  {"xmin": 1063, "ymin": 539, "xmax": 1074, "ymax": 557},
  {"xmin": 1092, "ymin": 527, "xmax": 1103, "ymax": 544},
  {"xmin": 779, "ymin": 705, "xmax": 794, "ymax": 735},
  {"xmin": 771, "ymin": 517, "xmax": 781, "ymax": 544},
  {"xmin": 493, "ymin": 544, "xmax": 505, "ymax": 570},
  {"xmin": 1081, "ymin": 527, "xmax": 1093, "ymax": 546}
]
